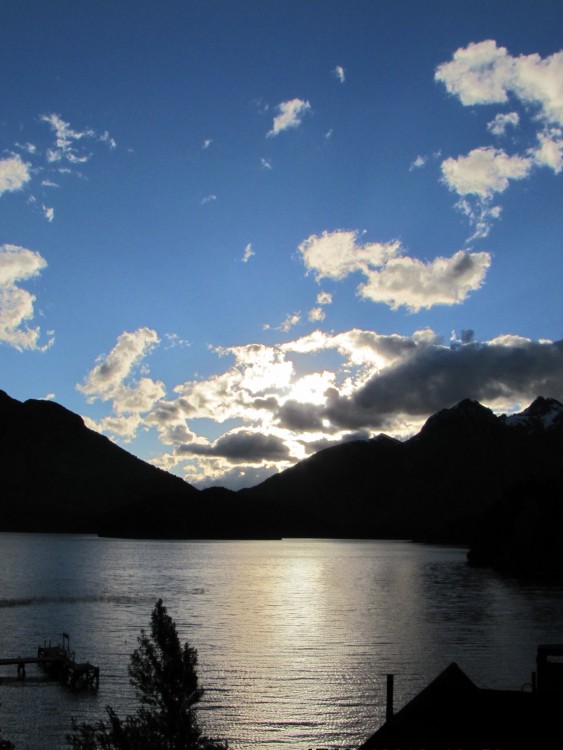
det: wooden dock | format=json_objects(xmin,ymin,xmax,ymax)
[{"xmin": 0, "ymin": 633, "xmax": 99, "ymax": 690}]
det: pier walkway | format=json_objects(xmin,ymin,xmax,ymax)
[{"xmin": 0, "ymin": 633, "xmax": 99, "ymax": 690}]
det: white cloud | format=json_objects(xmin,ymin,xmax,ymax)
[
  {"xmin": 514, "ymin": 50, "xmax": 563, "ymax": 126},
  {"xmin": 308, "ymin": 307, "xmax": 325, "ymax": 322},
  {"xmin": 436, "ymin": 42, "xmax": 563, "ymax": 238},
  {"xmin": 43, "ymin": 205, "xmax": 54, "ymax": 223},
  {"xmin": 86, "ymin": 413, "xmax": 144, "ymax": 442},
  {"xmin": 0, "ymin": 244, "xmax": 52, "ymax": 351},
  {"xmin": 0, "ymin": 155, "xmax": 32, "ymax": 196},
  {"xmin": 441, "ymin": 146, "xmax": 533, "ymax": 239},
  {"xmin": 298, "ymin": 230, "xmax": 491, "ymax": 312},
  {"xmin": 261, "ymin": 157, "xmax": 273, "ymax": 169},
  {"xmin": 436, "ymin": 40, "xmax": 563, "ymax": 126},
  {"xmin": 201, "ymin": 194, "xmax": 217, "ymax": 205},
  {"xmin": 487, "ymin": 112, "xmax": 520, "ymax": 136},
  {"xmin": 242, "ymin": 243, "xmax": 255, "ymax": 263},
  {"xmin": 358, "ymin": 250, "xmax": 492, "ymax": 311},
  {"xmin": 435, "ymin": 40, "xmax": 515, "ymax": 106},
  {"xmin": 78, "ymin": 328, "xmax": 164, "ymax": 417},
  {"xmin": 317, "ymin": 291, "xmax": 333, "ymax": 305},
  {"xmin": 532, "ymin": 128, "xmax": 563, "ymax": 173},
  {"xmin": 334, "ymin": 65, "xmax": 345, "ymax": 83},
  {"xmin": 435, "ymin": 39, "xmax": 563, "ymax": 130},
  {"xmin": 267, "ymin": 99, "xmax": 311, "ymax": 137},
  {"xmin": 203, "ymin": 139, "xmax": 213, "ymax": 149},
  {"xmin": 441, "ymin": 146, "xmax": 533, "ymax": 198},
  {"xmin": 299, "ymin": 230, "xmax": 398, "ymax": 281}
]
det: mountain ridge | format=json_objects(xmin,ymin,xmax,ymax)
[
  {"xmin": 242, "ymin": 395, "xmax": 563, "ymax": 542},
  {"xmin": 1, "ymin": 390, "xmax": 562, "ymax": 563}
]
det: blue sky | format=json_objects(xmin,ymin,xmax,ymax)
[{"xmin": 2, "ymin": 0, "xmax": 563, "ymax": 488}]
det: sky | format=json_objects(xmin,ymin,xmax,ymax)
[{"xmin": 2, "ymin": 0, "xmax": 563, "ymax": 490}]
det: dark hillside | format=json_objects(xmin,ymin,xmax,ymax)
[
  {"xmin": 242, "ymin": 397, "xmax": 563, "ymax": 543},
  {"xmin": 0, "ymin": 390, "xmax": 196, "ymax": 532}
]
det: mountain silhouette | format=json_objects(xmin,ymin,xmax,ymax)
[
  {"xmin": 2, "ymin": 389, "xmax": 563, "ymax": 569},
  {"xmin": 242, "ymin": 396, "xmax": 563, "ymax": 546},
  {"xmin": 0, "ymin": 390, "xmax": 277, "ymax": 538}
]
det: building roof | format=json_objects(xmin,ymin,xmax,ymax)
[{"xmin": 359, "ymin": 661, "xmax": 560, "ymax": 749}]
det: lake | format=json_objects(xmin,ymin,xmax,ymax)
[{"xmin": 1, "ymin": 533, "xmax": 563, "ymax": 749}]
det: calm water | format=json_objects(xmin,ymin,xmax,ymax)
[{"xmin": 1, "ymin": 534, "xmax": 563, "ymax": 749}]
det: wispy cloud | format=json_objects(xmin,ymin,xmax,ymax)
[
  {"xmin": 201, "ymin": 194, "xmax": 217, "ymax": 205},
  {"xmin": 41, "ymin": 113, "xmax": 96, "ymax": 164},
  {"xmin": 280, "ymin": 312, "xmax": 301, "ymax": 332},
  {"xmin": 267, "ymin": 98, "xmax": 311, "ymax": 137},
  {"xmin": 261, "ymin": 157, "xmax": 273, "ymax": 169},
  {"xmin": 334, "ymin": 65, "xmax": 346, "ymax": 83},
  {"xmin": 15, "ymin": 142, "xmax": 37, "ymax": 155},
  {"xmin": 202, "ymin": 138, "xmax": 213, "ymax": 149},
  {"xmin": 409, "ymin": 155, "xmax": 427, "ymax": 171},
  {"xmin": 99, "ymin": 130, "xmax": 117, "ymax": 150},
  {"xmin": 242, "ymin": 243, "xmax": 255, "ymax": 263}
]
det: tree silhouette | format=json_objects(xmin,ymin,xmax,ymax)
[{"xmin": 68, "ymin": 599, "xmax": 227, "ymax": 749}]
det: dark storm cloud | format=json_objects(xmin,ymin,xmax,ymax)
[
  {"xmin": 277, "ymin": 400, "xmax": 324, "ymax": 431},
  {"xmin": 179, "ymin": 430, "xmax": 290, "ymax": 463},
  {"xmin": 459, "ymin": 329, "xmax": 475, "ymax": 344},
  {"xmin": 325, "ymin": 338, "xmax": 563, "ymax": 429},
  {"xmin": 252, "ymin": 396, "xmax": 279, "ymax": 411}
]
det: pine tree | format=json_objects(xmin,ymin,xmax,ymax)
[{"xmin": 68, "ymin": 600, "xmax": 227, "ymax": 750}]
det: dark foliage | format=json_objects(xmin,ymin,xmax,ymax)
[
  {"xmin": 467, "ymin": 478, "xmax": 563, "ymax": 581},
  {"xmin": 67, "ymin": 600, "xmax": 227, "ymax": 750},
  {"xmin": 0, "ymin": 731, "xmax": 15, "ymax": 749}
]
